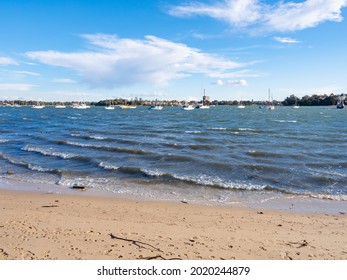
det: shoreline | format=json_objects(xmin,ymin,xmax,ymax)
[
  {"xmin": 0, "ymin": 176, "xmax": 346, "ymax": 215},
  {"xmin": 0, "ymin": 180, "xmax": 346, "ymax": 260}
]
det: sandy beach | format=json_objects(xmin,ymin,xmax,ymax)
[{"xmin": 0, "ymin": 186, "xmax": 346, "ymax": 260}]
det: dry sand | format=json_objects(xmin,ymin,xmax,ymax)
[{"xmin": 0, "ymin": 189, "xmax": 346, "ymax": 260}]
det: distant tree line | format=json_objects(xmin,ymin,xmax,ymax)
[
  {"xmin": 282, "ymin": 93, "xmax": 344, "ymax": 106},
  {"xmin": 1, "ymin": 93, "xmax": 345, "ymax": 107}
]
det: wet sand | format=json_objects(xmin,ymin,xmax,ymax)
[{"xmin": 0, "ymin": 188, "xmax": 346, "ymax": 260}]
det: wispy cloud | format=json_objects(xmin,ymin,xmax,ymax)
[
  {"xmin": 214, "ymin": 79, "xmax": 249, "ymax": 86},
  {"xmin": 12, "ymin": 70, "xmax": 41, "ymax": 76},
  {"xmin": 0, "ymin": 83, "xmax": 35, "ymax": 91},
  {"xmin": 168, "ymin": 0, "xmax": 347, "ymax": 33},
  {"xmin": 209, "ymin": 69, "xmax": 261, "ymax": 79},
  {"xmin": 273, "ymin": 37, "xmax": 301, "ymax": 43},
  {"xmin": 0, "ymin": 57, "xmax": 18, "ymax": 66},
  {"xmin": 26, "ymin": 34, "xmax": 245, "ymax": 88},
  {"xmin": 52, "ymin": 78, "xmax": 77, "ymax": 84},
  {"xmin": 228, "ymin": 79, "xmax": 249, "ymax": 86}
]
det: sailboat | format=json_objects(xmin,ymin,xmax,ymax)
[
  {"xmin": 267, "ymin": 89, "xmax": 275, "ymax": 110},
  {"xmin": 336, "ymin": 94, "xmax": 345, "ymax": 109},
  {"xmin": 73, "ymin": 102, "xmax": 90, "ymax": 109},
  {"xmin": 55, "ymin": 102, "xmax": 66, "ymax": 108},
  {"xmin": 105, "ymin": 99, "xmax": 115, "ymax": 110},
  {"xmin": 292, "ymin": 97, "xmax": 300, "ymax": 109},
  {"xmin": 149, "ymin": 99, "xmax": 163, "ymax": 110},
  {"xmin": 237, "ymin": 101, "xmax": 245, "ymax": 109},
  {"xmin": 32, "ymin": 100, "xmax": 45, "ymax": 109},
  {"xmin": 195, "ymin": 89, "xmax": 210, "ymax": 109},
  {"xmin": 119, "ymin": 99, "xmax": 137, "ymax": 109},
  {"xmin": 183, "ymin": 104, "xmax": 195, "ymax": 110}
]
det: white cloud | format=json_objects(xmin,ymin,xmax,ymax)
[
  {"xmin": 0, "ymin": 83, "xmax": 35, "ymax": 91},
  {"xmin": 168, "ymin": 0, "xmax": 347, "ymax": 33},
  {"xmin": 52, "ymin": 78, "xmax": 77, "ymax": 84},
  {"xmin": 216, "ymin": 79, "xmax": 224, "ymax": 85},
  {"xmin": 227, "ymin": 79, "xmax": 249, "ymax": 86},
  {"xmin": 273, "ymin": 37, "xmax": 301, "ymax": 43},
  {"xmin": 213, "ymin": 79, "xmax": 248, "ymax": 86},
  {"xmin": 26, "ymin": 34, "xmax": 244, "ymax": 88},
  {"xmin": 12, "ymin": 70, "xmax": 41, "ymax": 76},
  {"xmin": 0, "ymin": 57, "xmax": 18, "ymax": 66},
  {"xmin": 209, "ymin": 69, "xmax": 260, "ymax": 79}
]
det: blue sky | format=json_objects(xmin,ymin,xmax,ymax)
[{"xmin": 0, "ymin": 0, "xmax": 346, "ymax": 102}]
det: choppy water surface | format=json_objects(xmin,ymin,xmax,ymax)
[{"xmin": 0, "ymin": 106, "xmax": 346, "ymax": 210}]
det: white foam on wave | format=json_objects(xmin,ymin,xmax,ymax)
[
  {"xmin": 90, "ymin": 135, "xmax": 107, "ymax": 140},
  {"xmin": 28, "ymin": 164, "xmax": 55, "ymax": 172},
  {"xmin": 238, "ymin": 128, "xmax": 255, "ymax": 131},
  {"xmin": 142, "ymin": 168, "xmax": 166, "ymax": 177},
  {"xmin": 66, "ymin": 140, "xmax": 94, "ymax": 148},
  {"xmin": 274, "ymin": 120, "xmax": 297, "ymax": 123},
  {"xmin": 99, "ymin": 162, "xmax": 119, "ymax": 170},
  {"xmin": 22, "ymin": 145, "xmax": 77, "ymax": 159},
  {"xmin": 171, "ymin": 173, "xmax": 267, "ymax": 191},
  {"xmin": 185, "ymin": 130, "xmax": 202, "ymax": 134},
  {"xmin": 208, "ymin": 127, "xmax": 227, "ymax": 131},
  {"xmin": 306, "ymin": 193, "xmax": 347, "ymax": 201}
]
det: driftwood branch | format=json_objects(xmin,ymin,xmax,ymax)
[
  {"xmin": 286, "ymin": 240, "xmax": 308, "ymax": 248},
  {"xmin": 139, "ymin": 254, "xmax": 182, "ymax": 260},
  {"xmin": 109, "ymin": 233, "xmax": 163, "ymax": 252}
]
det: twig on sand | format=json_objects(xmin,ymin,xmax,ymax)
[
  {"xmin": 41, "ymin": 205, "xmax": 59, "ymax": 208},
  {"xmin": 286, "ymin": 240, "xmax": 308, "ymax": 248},
  {"xmin": 139, "ymin": 254, "xmax": 182, "ymax": 260},
  {"xmin": 109, "ymin": 233, "xmax": 163, "ymax": 252}
]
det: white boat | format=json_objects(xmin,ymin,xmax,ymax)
[
  {"xmin": 196, "ymin": 89, "xmax": 210, "ymax": 109},
  {"xmin": 104, "ymin": 99, "xmax": 115, "ymax": 110},
  {"xmin": 105, "ymin": 105, "xmax": 115, "ymax": 110},
  {"xmin": 32, "ymin": 105, "xmax": 45, "ymax": 109},
  {"xmin": 292, "ymin": 97, "xmax": 299, "ymax": 109},
  {"xmin": 237, "ymin": 102, "xmax": 245, "ymax": 109},
  {"xmin": 32, "ymin": 101, "xmax": 45, "ymax": 109},
  {"xmin": 183, "ymin": 105, "xmax": 195, "ymax": 110},
  {"xmin": 336, "ymin": 94, "xmax": 345, "ymax": 109},
  {"xmin": 267, "ymin": 89, "xmax": 275, "ymax": 110},
  {"xmin": 55, "ymin": 104, "xmax": 66, "ymax": 108},
  {"xmin": 149, "ymin": 105, "xmax": 163, "ymax": 110},
  {"xmin": 195, "ymin": 104, "xmax": 210, "ymax": 109},
  {"xmin": 73, "ymin": 103, "xmax": 90, "ymax": 109},
  {"xmin": 119, "ymin": 105, "xmax": 137, "ymax": 109}
]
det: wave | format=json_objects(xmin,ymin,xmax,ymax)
[
  {"xmin": 274, "ymin": 120, "xmax": 298, "ymax": 123},
  {"xmin": 247, "ymin": 150, "xmax": 282, "ymax": 158},
  {"xmin": 28, "ymin": 164, "xmax": 56, "ymax": 173},
  {"xmin": 70, "ymin": 133, "xmax": 107, "ymax": 141},
  {"xmin": 99, "ymin": 162, "xmax": 119, "ymax": 170},
  {"xmin": 185, "ymin": 130, "xmax": 202, "ymax": 134},
  {"xmin": 0, "ymin": 139, "xmax": 10, "ymax": 143},
  {"xmin": 0, "ymin": 152, "xmax": 60, "ymax": 175},
  {"xmin": 65, "ymin": 140, "xmax": 150, "ymax": 155},
  {"xmin": 208, "ymin": 127, "xmax": 227, "ymax": 131},
  {"xmin": 188, "ymin": 144, "xmax": 218, "ymax": 151},
  {"xmin": 100, "ymin": 164, "xmax": 272, "ymax": 192},
  {"xmin": 22, "ymin": 145, "xmax": 98, "ymax": 170},
  {"xmin": 306, "ymin": 193, "xmax": 347, "ymax": 201},
  {"xmin": 162, "ymin": 142, "xmax": 185, "ymax": 149},
  {"xmin": 22, "ymin": 145, "xmax": 78, "ymax": 159}
]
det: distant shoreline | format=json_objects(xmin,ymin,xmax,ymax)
[{"xmin": 1, "ymin": 93, "xmax": 345, "ymax": 107}]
